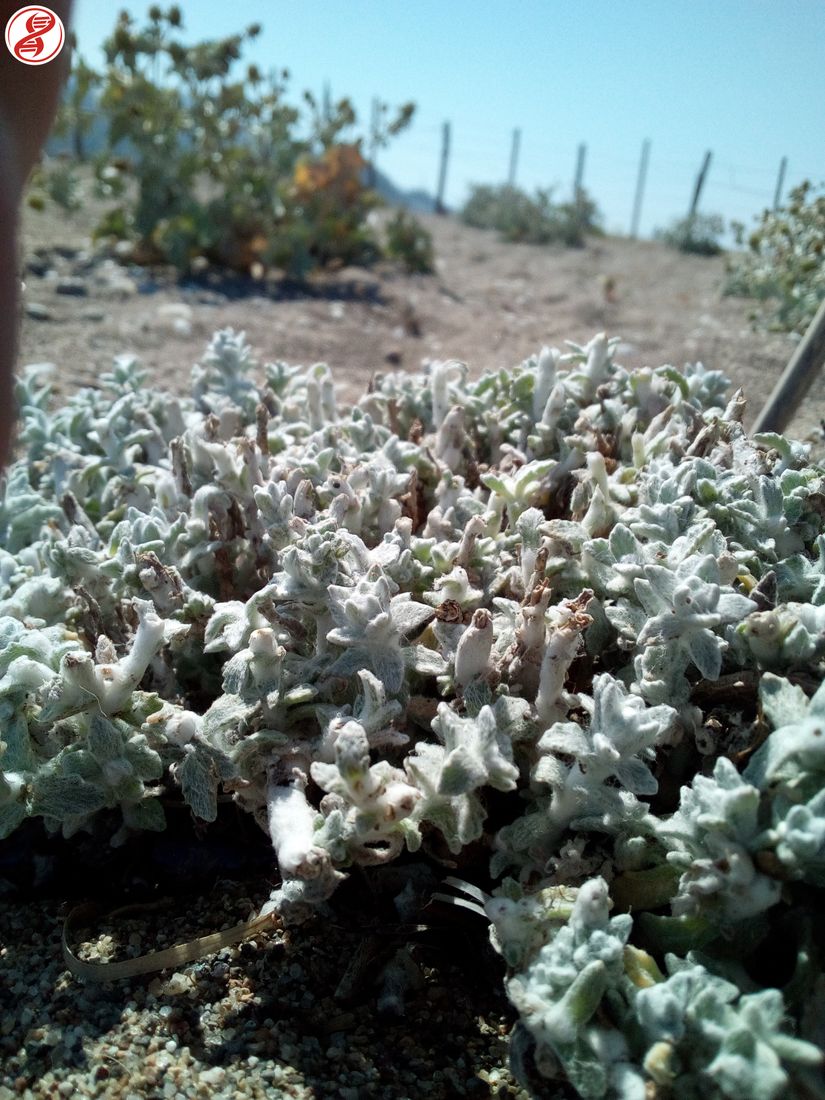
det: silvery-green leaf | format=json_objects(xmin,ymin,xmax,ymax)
[
  {"xmin": 759, "ymin": 673, "xmax": 810, "ymax": 729},
  {"xmin": 30, "ymin": 773, "xmax": 107, "ymax": 820},
  {"xmin": 0, "ymin": 712, "xmax": 35, "ymax": 773},
  {"xmin": 370, "ymin": 651, "xmax": 405, "ymax": 694},
  {"xmin": 389, "ymin": 595, "xmax": 435, "ymax": 639},
  {"xmin": 405, "ymin": 645, "xmax": 447, "ymax": 677},
  {"xmin": 123, "ymin": 736, "xmax": 163, "ymax": 781},
  {"xmin": 203, "ymin": 601, "xmax": 247, "ymax": 653},
  {"xmin": 686, "ymin": 628, "xmax": 723, "ymax": 680},
  {"xmin": 533, "ymin": 753, "xmax": 570, "ymax": 789},
  {"xmin": 613, "ymin": 757, "xmax": 658, "ymax": 796},
  {"xmin": 284, "ymin": 684, "xmax": 317, "ymax": 707},
  {"xmin": 492, "ymin": 695, "xmax": 537, "ymax": 744},
  {"xmin": 352, "ymin": 668, "xmax": 402, "ymax": 732},
  {"xmin": 122, "ymin": 796, "xmax": 166, "ymax": 832},
  {"xmin": 88, "ymin": 713, "xmax": 124, "ymax": 763},
  {"xmin": 177, "ymin": 747, "xmax": 219, "ymax": 822},
  {"xmin": 462, "ymin": 679, "xmax": 493, "ymax": 718},
  {"xmin": 0, "ymin": 802, "xmax": 27, "ymax": 839},
  {"xmin": 438, "ymin": 745, "xmax": 487, "ymax": 796},
  {"xmin": 202, "ymin": 694, "xmax": 251, "ymax": 742}
]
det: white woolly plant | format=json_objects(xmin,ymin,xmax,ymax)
[{"xmin": 2, "ymin": 326, "xmax": 825, "ymax": 1098}]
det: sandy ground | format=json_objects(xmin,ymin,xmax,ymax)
[{"xmin": 17, "ymin": 197, "xmax": 822, "ymax": 442}]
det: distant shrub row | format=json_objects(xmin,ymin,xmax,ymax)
[{"xmin": 460, "ymin": 183, "xmax": 602, "ymax": 247}]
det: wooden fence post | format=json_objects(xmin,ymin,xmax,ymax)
[
  {"xmin": 630, "ymin": 138, "xmax": 650, "ymax": 239},
  {"xmin": 508, "ymin": 127, "xmax": 521, "ymax": 187},
  {"xmin": 574, "ymin": 142, "xmax": 587, "ymax": 199},
  {"xmin": 688, "ymin": 150, "xmax": 712, "ymax": 220},
  {"xmin": 367, "ymin": 96, "xmax": 380, "ymax": 189},
  {"xmin": 773, "ymin": 156, "xmax": 788, "ymax": 211},
  {"xmin": 435, "ymin": 121, "xmax": 451, "ymax": 214},
  {"xmin": 752, "ymin": 296, "xmax": 825, "ymax": 434}
]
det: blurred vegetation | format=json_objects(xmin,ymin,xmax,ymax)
[
  {"xmin": 460, "ymin": 183, "xmax": 601, "ymax": 247},
  {"xmin": 34, "ymin": 6, "xmax": 421, "ymax": 278},
  {"xmin": 383, "ymin": 209, "xmax": 435, "ymax": 273},
  {"xmin": 726, "ymin": 181, "xmax": 825, "ymax": 334},
  {"xmin": 657, "ymin": 212, "xmax": 725, "ymax": 257},
  {"xmin": 29, "ymin": 159, "xmax": 84, "ymax": 213}
]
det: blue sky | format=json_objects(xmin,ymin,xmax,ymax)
[{"xmin": 70, "ymin": 0, "xmax": 825, "ymax": 238}]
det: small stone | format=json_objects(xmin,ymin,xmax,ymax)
[
  {"xmin": 336, "ymin": 266, "xmax": 381, "ymax": 298},
  {"xmin": 55, "ymin": 278, "xmax": 88, "ymax": 297},
  {"xmin": 25, "ymin": 255, "xmax": 50, "ymax": 277},
  {"xmin": 163, "ymin": 973, "xmax": 193, "ymax": 995},
  {"xmin": 199, "ymin": 1066, "xmax": 226, "ymax": 1086},
  {"xmin": 384, "ymin": 348, "xmax": 403, "ymax": 366},
  {"xmin": 24, "ymin": 302, "xmax": 51, "ymax": 321}
]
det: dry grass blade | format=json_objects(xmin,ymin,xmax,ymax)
[{"xmin": 62, "ymin": 901, "xmax": 279, "ymax": 982}]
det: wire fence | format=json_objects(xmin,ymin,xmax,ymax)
[{"xmin": 375, "ymin": 110, "xmax": 802, "ymax": 240}]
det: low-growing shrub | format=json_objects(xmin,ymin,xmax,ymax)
[
  {"xmin": 726, "ymin": 181, "xmax": 825, "ymax": 334},
  {"xmin": 461, "ymin": 183, "xmax": 600, "ymax": 247},
  {"xmin": 2, "ymin": 331, "xmax": 825, "ymax": 1098},
  {"xmin": 657, "ymin": 212, "xmax": 725, "ymax": 256},
  {"xmin": 382, "ymin": 208, "xmax": 435, "ymax": 273},
  {"xmin": 27, "ymin": 160, "xmax": 84, "ymax": 214}
]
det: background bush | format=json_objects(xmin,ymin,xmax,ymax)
[
  {"xmin": 382, "ymin": 209, "xmax": 435, "ymax": 273},
  {"xmin": 657, "ymin": 211, "xmax": 725, "ymax": 256},
  {"xmin": 725, "ymin": 181, "xmax": 825, "ymax": 334},
  {"xmin": 41, "ymin": 6, "xmax": 417, "ymax": 278},
  {"xmin": 461, "ymin": 183, "xmax": 601, "ymax": 247}
]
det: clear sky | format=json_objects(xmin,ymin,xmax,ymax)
[{"xmin": 69, "ymin": 0, "xmax": 825, "ymax": 238}]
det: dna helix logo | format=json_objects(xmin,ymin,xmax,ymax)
[{"xmin": 4, "ymin": 6, "xmax": 65, "ymax": 65}]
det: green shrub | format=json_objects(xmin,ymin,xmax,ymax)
[
  {"xmin": 725, "ymin": 181, "xmax": 825, "ymax": 334},
  {"xmin": 461, "ymin": 183, "xmax": 600, "ymax": 247},
  {"xmin": 657, "ymin": 212, "xmax": 725, "ymax": 256},
  {"xmin": 27, "ymin": 160, "xmax": 83, "ymax": 213},
  {"xmin": 52, "ymin": 51, "xmax": 100, "ymax": 162},
  {"xmin": 383, "ymin": 209, "xmax": 434, "ymax": 273},
  {"xmin": 48, "ymin": 7, "xmax": 414, "ymax": 277}
]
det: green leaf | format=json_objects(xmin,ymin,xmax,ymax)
[
  {"xmin": 760, "ymin": 673, "xmax": 811, "ymax": 729},
  {"xmin": 177, "ymin": 746, "xmax": 219, "ymax": 822},
  {"xmin": 30, "ymin": 773, "xmax": 107, "ymax": 821},
  {"xmin": 122, "ymin": 796, "xmax": 166, "ymax": 832},
  {"xmin": 0, "ymin": 802, "xmax": 27, "ymax": 840},
  {"xmin": 88, "ymin": 713, "xmax": 124, "ymax": 763},
  {"xmin": 636, "ymin": 912, "xmax": 717, "ymax": 955}
]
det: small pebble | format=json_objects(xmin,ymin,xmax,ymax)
[
  {"xmin": 55, "ymin": 278, "xmax": 89, "ymax": 297},
  {"xmin": 24, "ymin": 302, "xmax": 51, "ymax": 321}
]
